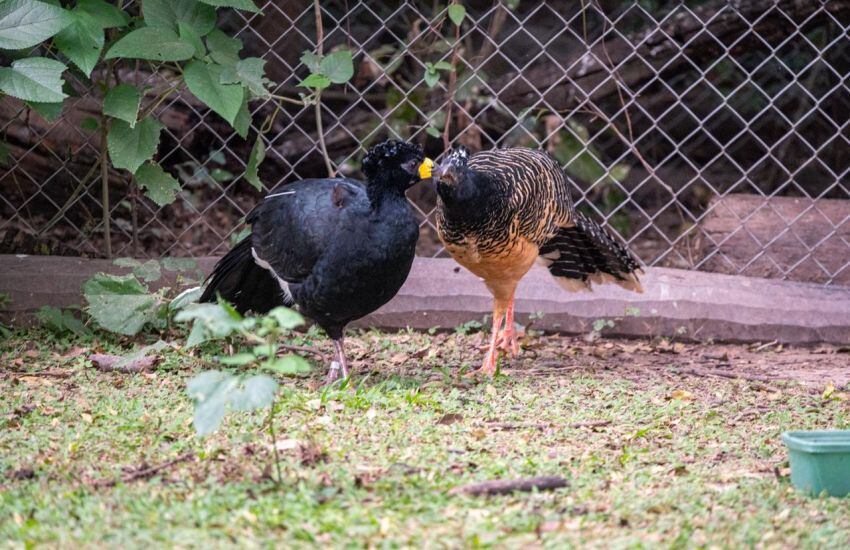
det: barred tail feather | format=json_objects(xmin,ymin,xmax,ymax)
[
  {"xmin": 199, "ymin": 237, "xmax": 290, "ymax": 314},
  {"xmin": 537, "ymin": 212, "xmax": 643, "ymax": 293}
]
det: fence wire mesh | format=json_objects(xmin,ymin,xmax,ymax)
[{"xmin": 1, "ymin": 0, "xmax": 848, "ymax": 286}]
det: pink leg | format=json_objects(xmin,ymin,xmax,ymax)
[
  {"xmin": 496, "ymin": 296, "xmax": 521, "ymax": 357},
  {"xmin": 476, "ymin": 310, "xmax": 503, "ymax": 376}
]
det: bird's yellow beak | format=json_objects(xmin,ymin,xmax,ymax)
[{"xmin": 418, "ymin": 157, "xmax": 434, "ymax": 180}]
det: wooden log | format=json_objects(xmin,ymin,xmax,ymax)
[{"xmin": 696, "ymin": 194, "xmax": 850, "ymax": 286}]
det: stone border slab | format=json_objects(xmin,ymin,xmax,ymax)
[{"xmin": 1, "ymin": 254, "xmax": 848, "ymax": 345}]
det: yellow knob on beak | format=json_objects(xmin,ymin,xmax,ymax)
[{"xmin": 418, "ymin": 157, "xmax": 434, "ymax": 180}]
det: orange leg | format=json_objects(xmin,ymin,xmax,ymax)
[
  {"xmin": 476, "ymin": 310, "xmax": 503, "ymax": 376},
  {"xmin": 495, "ymin": 294, "xmax": 521, "ymax": 357}
]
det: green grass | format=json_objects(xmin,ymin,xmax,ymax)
[{"xmin": 2, "ymin": 327, "xmax": 849, "ymax": 548}]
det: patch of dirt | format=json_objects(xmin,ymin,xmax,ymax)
[{"xmin": 343, "ymin": 331, "xmax": 850, "ymax": 389}]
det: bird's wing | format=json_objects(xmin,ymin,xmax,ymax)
[{"xmin": 247, "ymin": 179, "xmax": 368, "ymax": 284}]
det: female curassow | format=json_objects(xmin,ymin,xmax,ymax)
[
  {"xmin": 434, "ymin": 146, "xmax": 642, "ymax": 376},
  {"xmin": 200, "ymin": 140, "xmax": 434, "ymax": 383}
]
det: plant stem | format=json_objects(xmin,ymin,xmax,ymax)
[
  {"xmin": 442, "ymin": 21, "xmax": 461, "ymax": 150},
  {"xmin": 313, "ymin": 0, "xmax": 334, "ymax": 177},
  {"xmin": 269, "ymin": 93, "xmax": 305, "ymax": 106},
  {"xmin": 267, "ymin": 400, "xmax": 283, "ymax": 484},
  {"xmin": 100, "ymin": 105, "xmax": 112, "ymax": 259}
]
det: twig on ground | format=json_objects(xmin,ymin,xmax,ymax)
[
  {"xmin": 276, "ymin": 343, "xmax": 328, "ymax": 363},
  {"xmin": 449, "ymin": 475, "xmax": 568, "ymax": 496},
  {"xmin": 89, "ymin": 354, "xmax": 158, "ymax": 373},
  {"xmin": 674, "ymin": 367, "xmax": 778, "ymax": 385},
  {"xmin": 91, "ymin": 452, "xmax": 195, "ymax": 488},
  {"xmin": 9, "ymin": 370, "xmax": 73, "ymax": 379},
  {"xmin": 483, "ymin": 419, "xmax": 611, "ymax": 431}
]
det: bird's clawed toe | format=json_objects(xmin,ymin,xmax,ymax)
[{"xmin": 495, "ymin": 325, "xmax": 522, "ymax": 357}]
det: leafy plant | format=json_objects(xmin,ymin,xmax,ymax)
[
  {"xmin": 36, "ymin": 305, "xmax": 91, "ymax": 337},
  {"xmin": 0, "ymin": 0, "xmax": 276, "ymax": 252},
  {"xmin": 82, "ymin": 257, "xmax": 199, "ymax": 336},
  {"xmin": 423, "ymin": 61, "xmax": 453, "ymax": 88},
  {"xmin": 454, "ymin": 318, "xmax": 483, "ymax": 336},
  {"xmin": 297, "ymin": 49, "xmax": 354, "ymax": 100},
  {"xmin": 178, "ymin": 300, "xmax": 310, "ymax": 481}
]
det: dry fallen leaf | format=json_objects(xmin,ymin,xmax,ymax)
[
  {"xmin": 437, "ymin": 413, "xmax": 463, "ymax": 425},
  {"xmin": 389, "ymin": 353, "xmax": 409, "ymax": 365},
  {"xmin": 670, "ymin": 389, "xmax": 695, "ymax": 401}
]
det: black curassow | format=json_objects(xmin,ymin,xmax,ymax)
[
  {"xmin": 433, "ymin": 146, "xmax": 642, "ymax": 376},
  {"xmin": 200, "ymin": 140, "xmax": 434, "ymax": 383}
]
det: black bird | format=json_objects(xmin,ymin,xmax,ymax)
[{"xmin": 200, "ymin": 140, "xmax": 434, "ymax": 383}]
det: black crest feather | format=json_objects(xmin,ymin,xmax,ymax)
[{"xmin": 362, "ymin": 139, "xmax": 423, "ymax": 178}]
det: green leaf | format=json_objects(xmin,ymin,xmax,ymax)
[
  {"xmin": 298, "ymin": 72, "xmax": 330, "ymax": 90},
  {"xmin": 230, "ymin": 375, "xmax": 277, "ymax": 411},
  {"xmin": 205, "ymin": 29, "xmax": 242, "ymax": 66},
  {"xmin": 103, "ymin": 83, "xmax": 141, "ymax": 127},
  {"xmin": 104, "ymin": 27, "xmax": 194, "ymax": 62},
  {"xmin": 115, "ymin": 257, "xmax": 162, "ymax": 282},
  {"xmin": 36, "ymin": 306, "xmax": 90, "ymax": 336},
  {"xmin": 0, "ymin": 0, "xmax": 73, "ymax": 50},
  {"xmin": 81, "ymin": 116, "xmax": 98, "ymax": 131},
  {"xmin": 186, "ymin": 370, "xmax": 276, "ymax": 436},
  {"xmin": 423, "ymin": 66, "xmax": 439, "ymax": 89},
  {"xmin": 143, "ymin": 0, "xmax": 216, "ymax": 36},
  {"xmin": 447, "ymin": 4, "xmax": 466, "ymax": 26},
  {"xmin": 244, "ymin": 135, "xmax": 264, "ymax": 190},
  {"xmin": 27, "ymin": 99, "xmax": 64, "ymax": 121},
  {"xmin": 135, "ymin": 259, "xmax": 162, "ymax": 282},
  {"xmin": 135, "ymin": 162, "xmax": 181, "ymax": 207},
  {"xmin": 233, "ymin": 97, "xmax": 250, "ymax": 138},
  {"xmin": 266, "ymin": 306, "xmax": 304, "ymax": 329},
  {"xmin": 175, "ymin": 302, "xmax": 249, "ymax": 347},
  {"xmin": 319, "ymin": 50, "xmax": 354, "ymax": 84},
  {"xmin": 433, "ymin": 61, "xmax": 453, "ymax": 71},
  {"xmin": 77, "ymin": 0, "xmax": 129, "ymax": 28},
  {"xmin": 217, "ymin": 352, "xmax": 256, "ymax": 366},
  {"xmin": 252, "ymin": 343, "xmax": 276, "ymax": 358},
  {"xmin": 196, "ymin": 0, "xmax": 260, "ymax": 14},
  {"xmin": 187, "ymin": 370, "xmax": 240, "ymax": 435},
  {"xmin": 220, "ymin": 57, "xmax": 269, "ymax": 98},
  {"xmin": 183, "ymin": 60, "xmax": 244, "ymax": 125},
  {"xmin": 54, "ymin": 10, "xmax": 103, "ymax": 77},
  {"xmin": 169, "ymin": 285, "xmax": 202, "ymax": 311},
  {"xmin": 107, "ymin": 117, "xmax": 162, "ymax": 173},
  {"xmin": 178, "ymin": 21, "xmax": 205, "ymax": 58},
  {"xmin": 162, "ymin": 257, "xmax": 197, "ymax": 272},
  {"xmin": 0, "ymin": 57, "xmax": 67, "ymax": 103},
  {"xmin": 300, "ymin": 50, "xmax": 320, "ymax": 73},
  {"xmin": 426, "ymin": 125, "xmax": 441, "ymax": 138},
  {"xmin": 83, "ymin": 273, "xmax": 160, "ymax": 336},
  {"xmin": 266, "ymin": 354, "xmax": 310, "ymax": 375}
]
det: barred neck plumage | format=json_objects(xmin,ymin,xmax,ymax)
[{"xmin": 437, "ymin": 169, "xmax": 505, "ymax": 224}]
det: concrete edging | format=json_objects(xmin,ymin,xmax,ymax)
[{"xmin": 1, "ymin": 254, "xmax": 849, "ymax": 345}]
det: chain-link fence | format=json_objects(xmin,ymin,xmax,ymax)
[{"xmin": 1, "ymin": 0, "xmax": 848, "ymax": 286}]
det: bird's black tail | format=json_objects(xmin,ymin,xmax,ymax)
[
  {"xmin": 538, "ymin": 212, "xmax": 643, "ymax": 293},
  {"xmin": 199, "ymin": 237, "xmax": 287, "ymax": 314}
]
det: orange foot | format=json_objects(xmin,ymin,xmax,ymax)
[
  {"xmin": 495, "ymin": 325, "xmax": 524, "ymax": 357},
  {"xmin": 468, "ymin": 350, "xmax": 498, "ymax": 377}
]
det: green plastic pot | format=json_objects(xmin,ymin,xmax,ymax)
[{"xmin": 782, "ymin": 431, "xmax": 850, "ymax": 497}]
